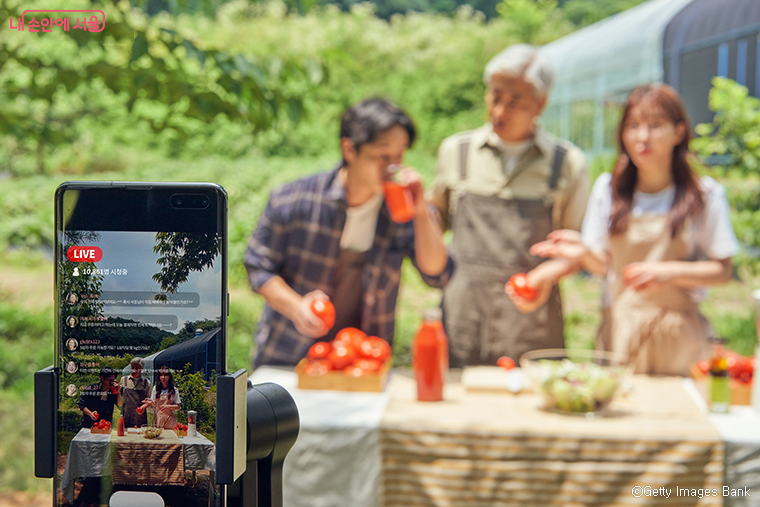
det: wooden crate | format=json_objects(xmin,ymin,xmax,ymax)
[
  {"xmin": 90, "ymin": 426, "xmax": 111, "ymax": 434},
  {"xmin": 295, "ymin": 359, "xmax": 391, "ymax": 392},
  {"xmin": 690, "ymin": 367, "xmax": 752, "ymax": 406}
]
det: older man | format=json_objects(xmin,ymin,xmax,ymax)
[
  {"xmin": 119, "ymin": 357, "xmax": 151, "ymax": 427},
  {"xmin": 430, "ymin": 44, "xmax": 589, "ymax": 367}
]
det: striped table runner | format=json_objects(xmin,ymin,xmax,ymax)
[
  {"xmin": 112, "ymin": 431, "xmax": 185, "ymax": 486},
  {"xmin": 380, "ymin": 375, "xmax": 723, "ymax": 506}
]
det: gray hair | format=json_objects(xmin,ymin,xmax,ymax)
[
  {"xmin": 483, "ymin": 44, "xmax": 553, "ymax": 98},
  {"xmin": 130, "ymin": 357, "xmax": 143, "ymax": 366}
]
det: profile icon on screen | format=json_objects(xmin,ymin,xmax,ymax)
[
  {"xmin": 67, "ymin": 293, "xmax": 79, "ymax": 305},
  {"xmin": 66, "ymin": 384, "xmax": 78, "ymax": 397},
  {"xmin": 66, "ymin": 361, "xmax": 78, "ymax": 374},
  {"xmin": 66, "ymin": 338, "xmax": 78, "ymax": 351},
  {"xmin": 66, "ymin": 316, "xmax": 78, "ymax": 329}
]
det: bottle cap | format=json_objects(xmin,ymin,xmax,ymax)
[{"xmin": 422, "ymin": 308, "xmax": 442, "ymax": 322}]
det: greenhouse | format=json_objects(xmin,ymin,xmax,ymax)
[{"xmin": 540, "ymin": 0, "xmax": 760, "ymax": 158}]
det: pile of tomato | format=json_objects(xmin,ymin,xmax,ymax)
[
  {"xmin": 93, "ymin": 419, "xmax": 111, "ymax": 430},
  {"xmin": 696, "ymin": 351, "xmax": 755, "ymax": 384},
  {"xmin": 303, "ymin": 327, "xmax": 391, "ymax": 377},
  {"xmin": 174, "ymin": 423, "xmax": 189, "ymax": 434}
]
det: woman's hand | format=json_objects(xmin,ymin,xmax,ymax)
[
  {"xmin": 529, "ymin": 230, "xmax": 588, "ymax": 262},
  {"xmin": 622, "ymin": 262, "xmax": 673, "ymax": 291}
]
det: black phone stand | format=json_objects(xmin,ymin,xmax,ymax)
[{"xmin": 35, "ymin": 366, "xmax": 299, "ymax": 507}]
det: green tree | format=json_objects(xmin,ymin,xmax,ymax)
[
  {"xmin": 692, "ymin": 77, "xmax": 760, "ymax": 274},
  {"xmin": 152, "ymin": 232, "xmax": 220, "ymax": 296},
  {"xmin": 497, "ymin": 0, "xmax": 557, "ymax": 43},
  {"xmin": 0, "ymin": 0, "xmax": 322, "ymax": 174}
]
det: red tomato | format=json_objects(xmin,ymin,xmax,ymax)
[
  {"xmin": 335, "ymin": 328, "xmax": 367, "ymax": 349},
  {"xmin": 327, "ymin": 344, "xmax": 356, "ymax": 370},
  {"xmin": 303, "ymin": 359, "xmax": 332, "ymax": 376},
  {"xmin": 359, "ymin": 337, "xmax": 391, "ymax": 361},
  {"xmin": 344, "ymin": 365, "xmax": 365, "ymax": 377},
  {"xmin": 92, "ymin": 411, "xmax": 99, "ymax": 420},
  {"xmin": 310, "ymin": 300, "xmax": 336, "ymax": 330},
  {"xmin": 508, "ymin": 274, "xmax": 538, "ymax": 301},
  {"xmin": 136, "ymin": 406, "xmax": 143, "ymax": 414},
  {"xmin": 497, "ymin": 356, "xmax": 516, "ymax": 370},
  {"xmin": 355, "ymin": 359, "xmax": 382, "ymax": 373},
  {"xmin": 696, "ymin": 359, "xmax": 710, "ymax": 376},
  {"xmin": 307, "ymin": 341, "xmax": 332, "ymax": 360},
  {"xmin": 183, "ymin": 425, "xmax": 188, "ymax": 431}
]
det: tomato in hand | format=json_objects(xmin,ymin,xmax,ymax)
[
  {"xmin": 508, "ymin": 273, "xmax": 538, "ymax": 301},
  {"xmin": 92, "ymin": 411, "xmax": 99, "ymax": 420},
  {"xmin": 307, "ymin": 341, "xmax": 332, "ymax": 360},
  {"xmin": 359, "ymin": 337, "xmax": 391, "ymax": 362},
  {"xmin": 310, "ymin": 300, "xmax": 336, "ymax": 330},
  {"xmin": 497, "ymin": 356, "xmax": 516, "ymax": 370}
]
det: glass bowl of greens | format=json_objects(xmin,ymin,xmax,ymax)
[{"xmin": 520, "ymin": 349, "xmax": 629, "ymax": 415}]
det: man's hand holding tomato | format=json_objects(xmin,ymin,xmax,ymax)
[
  {"xmin": 292, "ymin": 290, "xmax": 333, "ymax": 338},
  {"xmin": 505, "ymin": 270, "xmax": 552, "ymax": 314}
]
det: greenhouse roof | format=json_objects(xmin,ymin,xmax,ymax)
[{"xmin": 540, "ymin": 0, "xmax": 695, "ymax": 105}]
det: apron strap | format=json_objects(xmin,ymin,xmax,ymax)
[
  {"xmin": 448, "ymin": 136, "xmax": 472, "ymax": 220},
  {"xmin": 549, "ymin": 144, "xmax": 567, "ymax": 190}
]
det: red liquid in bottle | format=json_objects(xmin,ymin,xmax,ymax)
[
  {"xmin": 117, "ymin": 416, "xmax": 125, "ymax": 437},
  {"xmin": 413, "ymin": 309, "xmax": 448, "ymax": 402},
  {"xmin": 383, "ymin": 181, "xmax": 416, "ymax": 223}
]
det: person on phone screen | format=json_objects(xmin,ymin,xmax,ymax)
[
  {"xmin": 147, "ymin": 366, "xmax": 181, "ymax": 429},
  {"xmin": 119, "ymin": 357, "xmax": 151, "ymax": 428},
  {"xmin": 245, "ymin": 98, "xmax": 454, "ymax": 368},
  {"xmin": 510, "ymin": 84, "xmax": 738, "ymax": 376},
  {"xmin": 78, "ymin": 368, "xmax": 122, "ymax": 429},
  {"xmin": 429, "ymin": 44, "xmax": 589, "ymax": 367}
]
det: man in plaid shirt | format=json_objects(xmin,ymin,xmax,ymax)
[{"xmin": 245, "ymin": 99, "xmax": 454, "ymax": 368}]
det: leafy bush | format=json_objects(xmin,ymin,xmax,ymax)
[{"xmin": 692, "ymin": 77, "xmax": 760, "ymax": 274}]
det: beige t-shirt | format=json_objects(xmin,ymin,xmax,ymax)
[
  {"xmin": 429, "ymin": 124, "xmax": 590, "ymax": 232},
  {"xmin": 340, "ymin": 192, "xmax": 383, "ymax": 252}
]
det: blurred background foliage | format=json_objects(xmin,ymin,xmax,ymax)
[{"xmin": 0, "ymin": 0, "xmax": 758, "ymax": 494}]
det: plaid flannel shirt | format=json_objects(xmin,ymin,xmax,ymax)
[{"xmin": 244, "ymin": 165, "xmax": 455, "ymax": 368}]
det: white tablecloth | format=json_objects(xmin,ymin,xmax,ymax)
[
  {"xmin": 60, "ymin": 428, "xmax": 215, "ymax": 503},
  {"xmin": 249, "ymin": 367, "xmax": 393, "ymax": 507},
  {"xmin": 684, "ymin": 379, "xmax": 760, "ymax": 507}
]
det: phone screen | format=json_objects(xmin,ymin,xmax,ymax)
[{"xmin": 54, "ymin": 184, "xmax": 226, "ymax": 507}]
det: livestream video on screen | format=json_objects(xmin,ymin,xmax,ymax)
[{"xmin": 56, "ymin": 230, "xmax": 222, "ymax": 507}]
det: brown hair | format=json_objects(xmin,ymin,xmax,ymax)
[{"xmin": 609, "ymin": 84, "xmax": 704, "ymax": 237}]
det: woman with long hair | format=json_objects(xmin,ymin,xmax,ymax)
[
  {"xmin": 147, "ymin": 366, "xmax": 181, "ymax": 429},
  {"xmin": 507, "ymin": 84, "xmax": 739, "ymax": 375}
]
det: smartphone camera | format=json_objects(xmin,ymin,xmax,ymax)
[{"xmin": 171, "ymin": 194, "xmax": 210, "ymax": 209}]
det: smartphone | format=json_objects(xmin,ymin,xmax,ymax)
[{"xmin": 54, "ymin": 182, "xmax": 227, "ymax": 507}]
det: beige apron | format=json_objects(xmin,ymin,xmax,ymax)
[
  {"xmin": 609, "ymin": 214, "xmax": 712, "ymax": 376},
  {"xmin": 443, "ymin": 140, "xmax": 566, "ymax": 367},
  {"xmin": 154, "ymin": 389, "xmax": 179, "ymax": 429}
]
